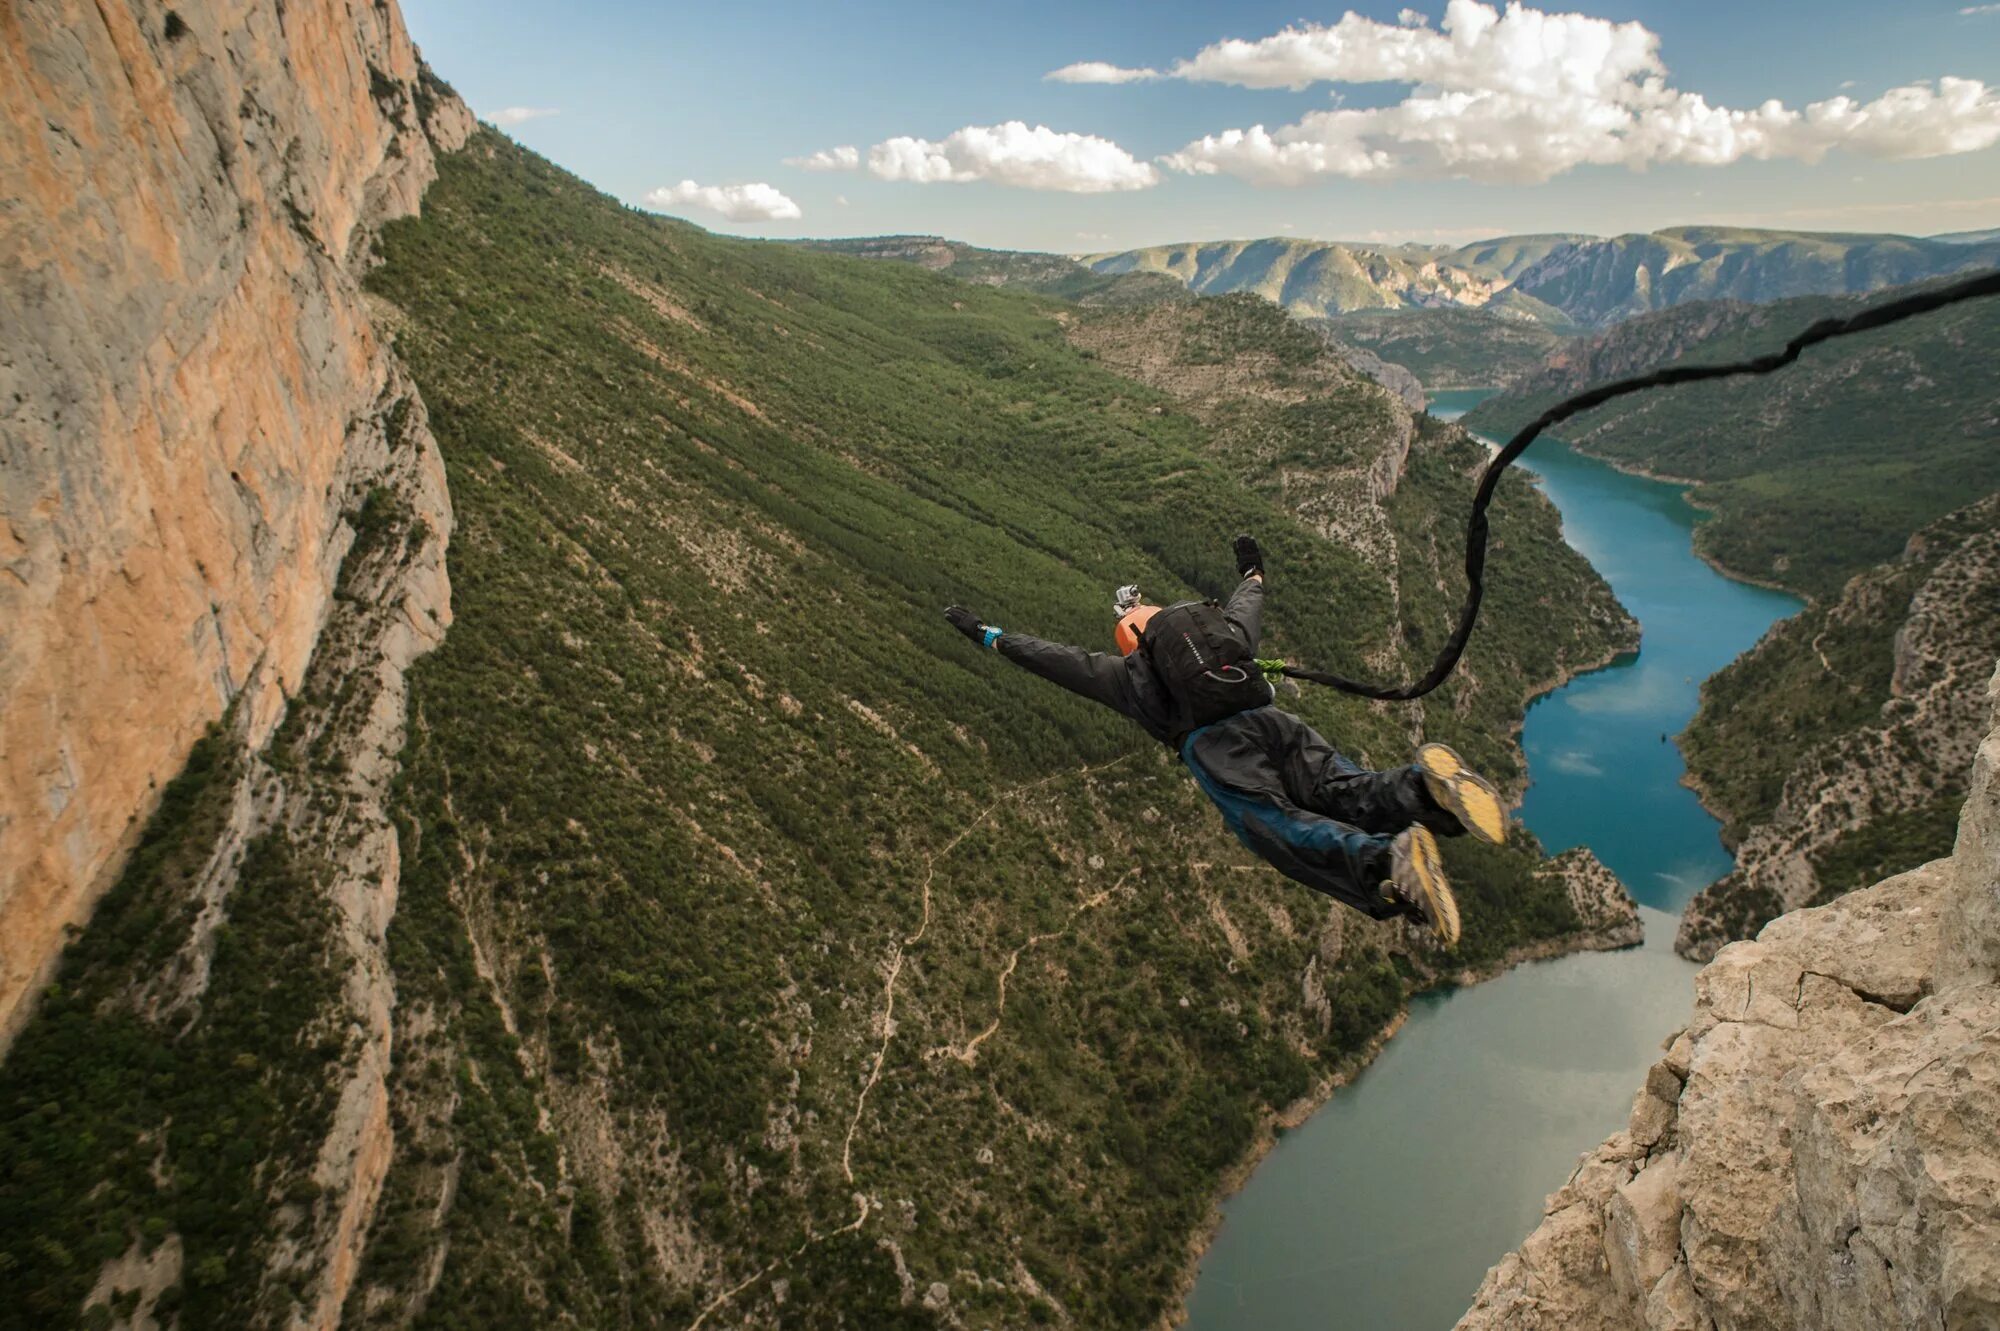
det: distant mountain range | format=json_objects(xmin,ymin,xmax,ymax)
[{"xmin": 1082, "ymin": 227, "xmax": 2000, "ymax": 329}]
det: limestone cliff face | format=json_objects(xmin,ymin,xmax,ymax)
[
  {"xmin": 0, "ymin": 0, "xmax": 472, "ymax": 1044},
  {"xmin": 1456, "ymin": 660, "xmax": 2000, "ymax": 1331}
]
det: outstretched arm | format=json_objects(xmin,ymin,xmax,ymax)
[
  {"xmin": 995, "ymin": 633, "xmax": 1137, "ymax": 715},
  {"xmin": 944, "ymin": 606, "xmax": 1138, "ymax": 717},
  {"xmin": 1225, "ymin": 535, "xmax": 1266, "ymax": 649}
]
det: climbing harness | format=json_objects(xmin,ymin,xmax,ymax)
[{"xmin": 1277, "ymin": 268, "xmax": 2000, "ymax": 702}]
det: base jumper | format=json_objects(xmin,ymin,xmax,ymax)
[{"xmin": 944, "ymin": 536, "xmax": 1506, "ymax": 946}]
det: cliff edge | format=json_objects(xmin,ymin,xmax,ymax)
[
  {"xmin": 1456, "ymin": 659, "xmax": 2000, "ymax": 1330},
  {"xmin": 0, "ymin": 0, "xmax": 472, "ymax": 1045}
]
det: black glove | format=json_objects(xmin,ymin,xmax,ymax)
[
  {"xmin": 944, "ymin": 605, "xmax": 989, "ymax": 645},
  {"xmin": 1233, "ymin": 534, "xmax": 1265, "ymax": 578}
]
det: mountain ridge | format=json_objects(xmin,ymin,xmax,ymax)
[{"xmin": 1085, "ymin": 228, "xmax": 2000, "ymax": 329}]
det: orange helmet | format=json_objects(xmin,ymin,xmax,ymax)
[{"xmin": 1114, "ymin": 604, "xmax": 1160, "ymax": 656}]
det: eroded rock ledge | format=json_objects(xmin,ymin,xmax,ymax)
[{"xmin": 1457, "ymin": 662, "xmax": 2000, "ymax": 1331}]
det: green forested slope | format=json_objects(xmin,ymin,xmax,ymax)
[
  {"xmin": 0, "ymin": 132, "xmax": 1633, "ymax": 1330},
  {"xmin": 1464, "ymin": 280, "xmax": 2000, "ymax": 599},
  {"xmin": 795, "ymin": 235, "xmax": 1187, "ymax": 306}
]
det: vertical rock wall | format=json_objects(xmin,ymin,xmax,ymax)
[
  {"xmin": 1455, "ymin": 661, "xmax": 2000, "ymax": 1331},
  {"xmin": 0, "ymin": 0, "xmax": 472, "ymax": 1044}
]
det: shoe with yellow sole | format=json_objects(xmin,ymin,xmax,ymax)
[
  {"xmin": 1387, "ymin": 825, "xmax": 1460, "ymax": 948},
  {"xmin": 1417, "ymin": 742, "xmax": 1506, "ymax": 845}
]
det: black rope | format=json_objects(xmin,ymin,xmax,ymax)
[{"xmin": 1281, "ymin": 267, "xmax": 2000, "ymax": 701}]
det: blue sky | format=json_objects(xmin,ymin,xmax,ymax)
[{"xmin": 402, "ymin": 0, "xmax": 2000, "ymax": 251}]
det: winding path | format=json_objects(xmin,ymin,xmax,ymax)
[{"xmin": 696, "ymin": 754, "xmax": 1133, "ymax": 1328}]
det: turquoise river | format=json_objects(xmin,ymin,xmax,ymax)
[{"xmin": 1179, "ymin": 388, "xmax": 1804, "ymax": 1330}]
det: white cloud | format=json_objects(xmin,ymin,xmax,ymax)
[
  {"xmin": 1962, "ymin": 4, "xmax": 2000, "ymax": 14},
  {"xmin": 486, "ymin": 106, "xmax": 559, "ymax": 127},
  {"xmin": 1165, "ymin": 1, "xmax": 1665, "ymax": 95},
  {"xmin": 861, "ymin": 122, "xmax": 1158, "ymax": 192},
  {"xmin": 1045, "ymin": 61, "xmax": 1161, "ymax": 84},
  {"xmin": 644, "ymin": 180, "xmax": 802, "ymax": 223},
  {"xmin": 786, "ymin": 145, "xmax": 860, "ymax": 171},
  {"xmin": 1059, "ymin": 0, "xmax": 2000, "ymax": 186}
]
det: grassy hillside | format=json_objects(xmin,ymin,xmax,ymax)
[
  {"xmin": 1463, "ymin": 280, "xmax": 2000, "ymax": 600},
  {"xmin": 0, "ymin": 133, "xmax": 1633, "ymax": 1330},
  {"xmin": 795, "ymin": 236, "xmax": 1186, "ymax": 307}
]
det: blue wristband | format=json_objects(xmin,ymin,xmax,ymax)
[{"xmin": 982, "ymin": 626, "xmax": 1003, "ymax": 650}]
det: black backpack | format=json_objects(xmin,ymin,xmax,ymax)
[{"xmin": 1141, "ymin": 600, "xmax": 1272, "ymax": 735}]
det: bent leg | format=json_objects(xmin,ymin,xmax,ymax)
[
  {"xmin": 1185, "ymin": 744, "xmax": 1402, "ymax": 919},
  {"xmin": 1305, "ymin": 754, "xmax": 1463, "ymax": 838},
  {"xmin": 1240, "ymin": 805, "xmax": 1405, "ymax": 919},
  {"xmin": 1253, "ymin": 708, "xmax": 1462, "ymax": 838}
]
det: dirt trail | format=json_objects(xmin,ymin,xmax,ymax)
[
  {"xmin": 938, "ymin": 870, "xmax": 1135, "ymax": 1065},
  {"xmin": 685, "ymin": 1193, "xmax": 872, "ymax": 1331},
  {"xmin": 697, "ymin": 755, "xmax": 1132, "ymax": 1329},
  {"xmin": 839, "ymin": 756, "xmax": 1130, "ymax": 1183}
]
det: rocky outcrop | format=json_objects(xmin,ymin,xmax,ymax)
[
  {"xmin": 1311, "ymin": 328, "xmax": 1429, "ymax": 412},
  {"xmin": 1543, "ymin": 848, "xmax": 1645, "ymax": 952},
  {"xmin": 1456, "ymin": 660, "xmax": 2000, "ymax": 1331},
  {"xmin": 1678, "ymin": 496, "xmax": 2000, "ymax": 961},
  {"xmin": 0, "ymin": 0, "xmax": 472, "ymax": 1046},
  {"xmin": 260, "ymin": 361, "xmax": 453, "ymax": 1328}
]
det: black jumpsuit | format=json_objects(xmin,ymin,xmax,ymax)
[{"xmin": 993, "ymin": 576, "xmax": 1461, "ymax": 919}]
